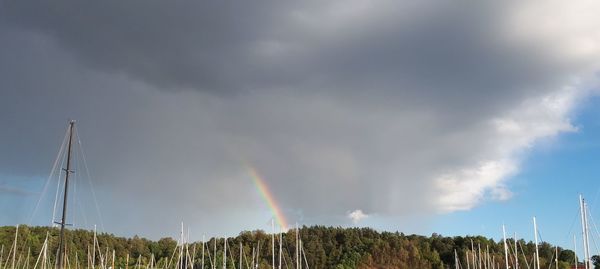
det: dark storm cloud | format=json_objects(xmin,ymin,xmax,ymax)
[
  {"xmin": 1, "ymin": 0, "xmax": 598, "ymax": 237},
  {"xmin": 0, "ymin": 1, "xmax": 565, "ymax": 108},
  {"xmin": 1, "ymin": 0, "xmax": 290, "ymax": 92}
]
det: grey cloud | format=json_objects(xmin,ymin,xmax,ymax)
[
  {"xmin": 0, "ymin": 1, "xmax": 567, "ymax": 106},
  {"xmin": 1, "ymin": 1, "xmax": 598, "ymax": 238},
  {"xmin": 0, "ymin": 185, "xmax": 37, "ymax": 196}
]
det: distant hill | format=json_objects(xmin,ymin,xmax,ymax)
[{"xmin": 0, "ymin": 225, "xmax": 576, "ymax": 269}]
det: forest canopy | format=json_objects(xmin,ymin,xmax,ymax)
[{"xmin": 0, "ymin": 225, "xmax": 577, "ymax": 269}]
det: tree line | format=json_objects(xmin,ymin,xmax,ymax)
[{"xmin": 0, "ymin": 225, "xmax": 583, "ymax": 269}]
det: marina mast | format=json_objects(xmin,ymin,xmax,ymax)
[{"xmin": 56, "ymin": 120, "xmax": 75, "ymax": 269}]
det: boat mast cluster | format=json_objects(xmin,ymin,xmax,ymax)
[{"xmin": 453, "ymin": 195, "xmax": 595, "ymax": 269}]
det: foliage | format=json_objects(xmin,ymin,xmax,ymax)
[
  {"xmin": 592, "ymin": 254, "xmax": 600, "ymax": 269},
  {"xmin": 0, "ymin": 225, "xmax": 576, "ymax": 269}
]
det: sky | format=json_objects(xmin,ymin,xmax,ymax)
[{"xmin": 1, "ymin": 0, "xmax": 600, "ymax": 251}]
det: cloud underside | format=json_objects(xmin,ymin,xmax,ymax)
[{"xmin": 0, "ymin": 0, "xmax": 599, "ymax": 235}]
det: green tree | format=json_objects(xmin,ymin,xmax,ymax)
[{"xmin": 592, "ymin": 255, "xmax": 600, "ymax": 269}]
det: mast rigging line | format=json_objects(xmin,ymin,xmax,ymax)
[
  {"xmin": 28, "ymin": 125, "xmax": 70, "ymax": 225},
  {"xmin": 72, "ymin": 143, "xmax": 91, "ymax": 229},
  {"xmin": 239, "ymin": 242, "xmax": 250, "ymax": 269},
  {"xmin": 37, "ymin": 121, "xmax": 106, "ymax": 231},
  {"xmin": 205, "ymin": 240, "xmax": 214, "ymax": 269},
  {"xmin": 516, "ymin": 241, "xmax": 531, "ymax": 269},
  {"xmin": 226, "ymin": 239, "xmax": 237, "ymax": 269},
  {"xmin": 544, "ymin": 250, "xmax": 557, "ymax": 269},
  {"xmin": 588, "ymin": 185, "xmax": 600, "ymax": 217},
  {"xmin": 585, "ymin": 210, "xmax": 600, "ymax": 258},
  {"xmin": 301, "ymin": 242, "xmax": 310, "ymax": 269},
  {"xmin": 51, "ymin": 152, "xmax": 67, "ymax": 226},
  {"xmin": 51, "ymin": 152, "xmax": 66, "ymax": 226},
  {"xmin": 52, "ymin": 130, "xmax": 70, "ymax": 226},
  {"xmin": 506, "ymin": 237, "xmax": 518, "ymax": 268},
  {"xmin": 76, "ymin": 129, "xmax": 106, "ymax": 232},
  {"xmin": 283, "ymin": 246, "xmax": 295, "ymax": 269},
  {"xmin": 561, "ymin": 207, "xmax": 583, "ymax": 258}
]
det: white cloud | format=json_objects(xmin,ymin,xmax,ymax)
[
  {"xmin": 431, "ymin": 0, "xmax": 600, "ymax": 213},
  {"xmin": 348, "ymin": 209, "xmax": 369, "ymax": 224},
  {"xmin": 436, "ymin": 159, "xmax": 517, "ymax": 212},
  {"xmin": 435, "ymin": 84, "xmax": 591, "ymax": 212}
]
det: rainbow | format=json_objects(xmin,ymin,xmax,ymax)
[{"xmin": 248, "ymin": 166, "xmax": 289, "ymax": 230}]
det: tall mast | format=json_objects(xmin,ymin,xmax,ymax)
[
  {"xmin": 300, "ymin": 237, "xmax": 306, "ymax": 269},
  {"xmin": 466, "ymin": 249, "xmax": 470, "ymax": 269},
  {"xmin": 213, "ymin": 238, "xmax": 217, "ymax": 269},
  {"xmin": 43, "ymin": 233, "xmax": 48, "ymax": 269},
  {"xmin": 580, "ymin": 195, "xmax": 587, "ymax": 269},
  {"xmin": 470, "ymin": 240, "xmax": 475, "ymax": 269},
  {"xmin": 1, "ymin": 245, "xmax": 4, "ymax": 269},
  {"xmin": 580, "ymin": 195, "xmax": 590, "ymax": 269},
  {"xmin": 485, "ymin": 245, "xmax": 489, "ymax": 269},
  {"xmin": 11, "ymin": 225, "xmax": 18, "ymax": 269},
  {"xmin": 296, "ymin": 224, "xmax": 299, "ymax": 269},
  {"xmin": 93, "ymin": 225, "xmax": 97, "ymax": 269},
  {"xmin": 502, "ymin": 225, "xmax": 509, "ymax": 269},
  {"xmin": 584, "ymin": 201, "xmax": 591, "ymax": 269},
  {"xmin": 180, "ymin": 223, "xmax": 184, "ymax": 269},
  {"xmin": 455, "ymin": 249, "xmax": 459, "ymax": 269},
  {"xmin": 202, "ymin": 236, "xmax": 205, "ymax": 269},
  {"xmin": 533, "ymin": 217, "xmax": 540, "ymax": 269},
  {"xmin": 299, "ymin": 237, "xmax": 302, "ymax": 269},
  {"xmin": 57, "ymin": 120, "xmax": 75, "ymax": 269},
  {"xmin": 513, "ymin": 233, "xmax": 518, "ymax": 269},
  {"xmin": 271, "ymin": 219, "xmax": 275, "ymax": 269},
  {"xmin": 256, "ymin": 242, "xmax": 260, "ymax": 269},
  {"xmin": 251, "ymin": 247, "xmax": 255, "ymax": 269},
  {"xmin": 478, "ymin": 243, "xmax": 482, "ymax": 269},
  {"xmin": 278, "ymin": 229, "xmax": 282, "ymax": 269}
]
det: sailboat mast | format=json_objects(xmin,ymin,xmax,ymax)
[
  {"xmin": 580, "ymin": 195, "xmax": 590, "ymax": 269},
  {"xmin": 584, "ymin": 201, "xmax": 591, "ymax": 269},
  {"xmin": 11, "ymin": 225, "xmax": 18, "ymax": 269},
  {"xmin": 271, "ymin": 220, "xmax": 275, "ymax": 269},
  {"xmin": 57, "ymin": 120, "xmax": 75, "ymax": 269},
  {"xmin": 478, "ymin": 243, "xmax": 482, "ymax": 269},
  {"xmin": 454, "ymin": 249, "xmax": 459, "ymax": 269},
  {"xmin": 92, "ymin": 225, "xmax": 97, "ymax": 269},
  {"xmin": 470, "ymin": 240, "xmax": 475, "ymax": 269},
  {"xmin": 213, "ymin": 239, "xmax": 216, "ymax": 269},
  {"xmin": 295, "ymin": 224, "xmax": 299, "ymax": 269},
  {"xmin": 180, "ymin": 223, "xmax": 184, "ymax": 269},
  {"xmin": 255, "ymin": 242, "xmax": 259, "ymax": 269},
  {"xmin": 278, "ymin": 230, "xmax": 282, "ymax": 269},
  {"xmin": 533, "ymin": 217, "xmax": 540, "ymax": 269},
  {"xmin": 251, "ymin": 247, "xmax": 255, "ymax": 269},
  {"xmin": 0, "ymin": 245, "xmax": 4, "ymax": 269},
  {"xmin": 466, "ymin": 250, "xmax": 470, "ymax": 269},
  {"xmin": 502, "ymin": 225, "xmax": 509, "ymax": 269},
  {"xmin": 513, "ymin": 233, "xmax": 518, "ymax": 269}
]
